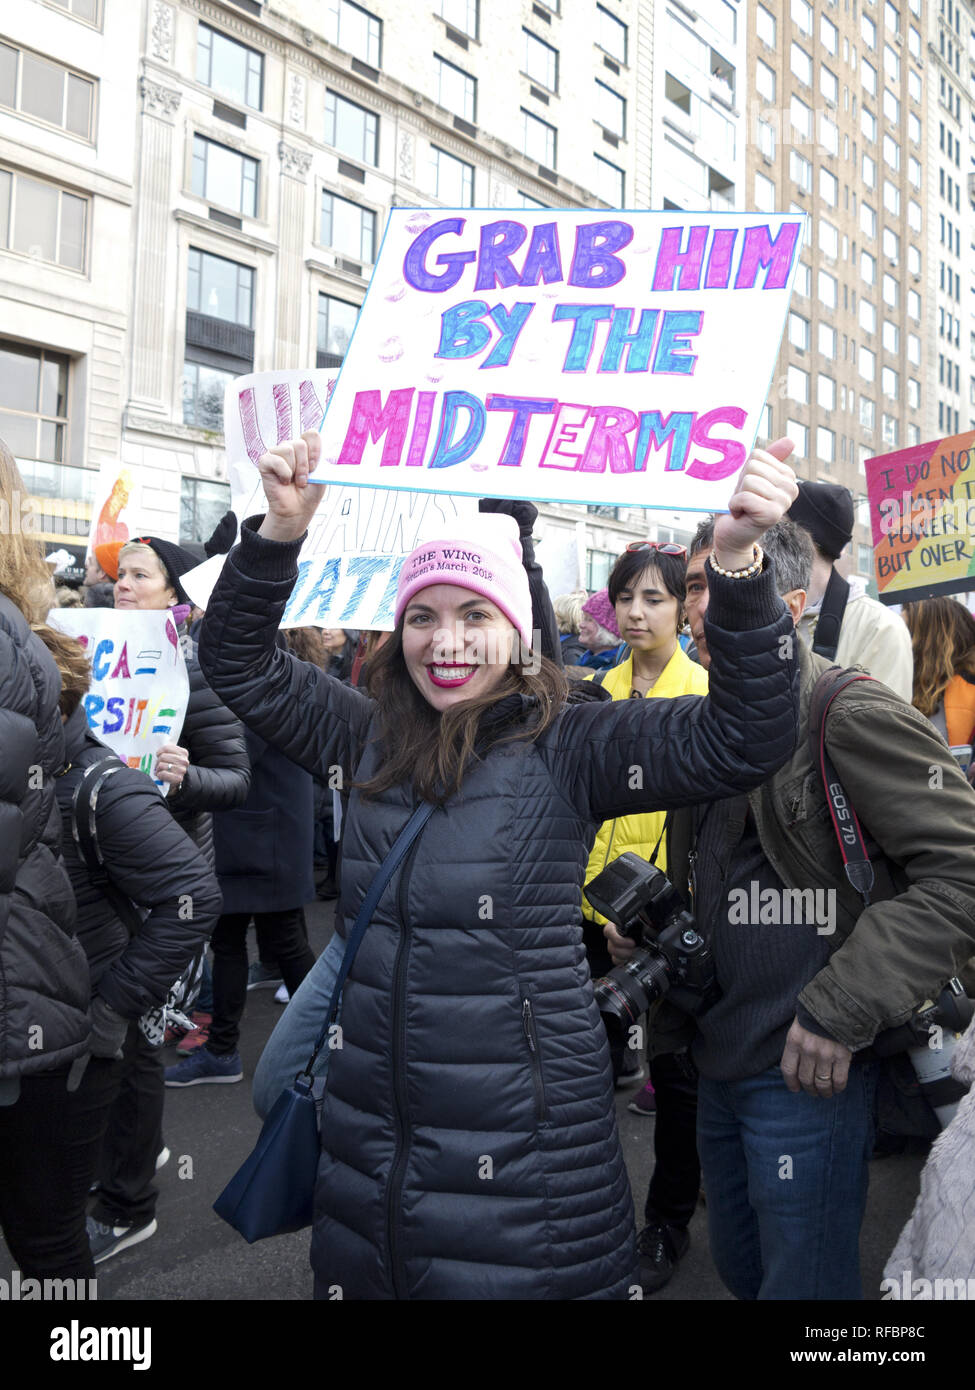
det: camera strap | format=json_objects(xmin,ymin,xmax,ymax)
[
  {"xmin": 809, "ymin": 668, "xmax": 879, "ymax": 908},
  {"xmin": 811, "ymin": 568, "xmax": 850, "ymax": 661}
]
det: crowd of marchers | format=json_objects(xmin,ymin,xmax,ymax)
[{"xmin": 3, "ymin": 428, "xmax": 975, "ymax": 1301}]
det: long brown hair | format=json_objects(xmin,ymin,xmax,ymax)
[
  {"xmin": 285, "ymin": 626, "xmax": 328, "ymax": 667},
  {"xmin": 903, "ymin": 597, "xmax": 975, "ymax": 716},
  {"xmin": 33, "ymin": 623, "xmax": 92, "ymax": 718},
  {"xmin": 0, "ymin": 437, "xmax": 55, "ymax": 623},
  {"xmin": 358, "ymin": 622, "xmax": 568, "ymax": 803}
]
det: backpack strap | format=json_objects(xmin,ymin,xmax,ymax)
[
  {"xmin": 811, "ymin": 568, "xmax": 850, "ymax": 660},
  {"xmin": 590, "ymin": 669, "xmax": 609, "ymax": 687},
  {"xmin": 808, "ymin": 667, "xmax": 879, "ymax": 908},
  {"xmin": 71, "ymin": 756, "xmax": 144, "ymax": 937}
]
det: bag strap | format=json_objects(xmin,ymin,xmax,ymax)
[
  {"xmin": 299, "ymin": 800, "xmax": 436, "ymax": 1081},
  {"xmin": 811, "ymin": 568, "xmax": 850, "ymax": 660},
  {"xmin": 71, "ymin": 756, "xmax": 145, "ymax": 937},
  {"xmin": 809, "ymin": 667, "xmax": 879, "ymax": 908}
]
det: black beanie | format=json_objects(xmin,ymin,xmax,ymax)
[
  {"xmin": 787, "ymin": 481, "xmax": 854, "ymax": 561},
  {"xmin": 203, "ymin": 510, "xmax": 238, "ymax": 558},
  {"xmin": 130, "ymin": 536, "xmax": 198, "ymax": 605}
]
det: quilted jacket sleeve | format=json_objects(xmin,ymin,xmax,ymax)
[
  {"xmin": 798, "ymin": 689, "xmax": 975, "ymax": 1050},
  {"xmin": 167, "ymin": 656, "xmax": 251, "ymax": 815},
  {"xmin": 88, "ymin": 765, "xmax": 223, "ymax": 1019},
  {"xmin": 542, "ymin": 562, "xmax": 800, "ymax": 821},
  {"xmin": 197, "ymin": 519, "xmax": 375, "ymax": 780}
]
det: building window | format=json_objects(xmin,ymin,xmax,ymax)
[
  {"xmin": 882, "ymin": 228, "xmax": 899, "ymax": 261},
  {"xmin": 320, "ymin": 191, "xmax": 376, "ymax": 262},
  {"xmin": 907, "ymin": 156, "xmax": 921, "ymax": 188},
  {"xmin": 787, "ymin": 365, "xmax": 809, "ymax": 403},
  {"xmin": 882, "ymin": 272, "xmax": 898, "ymax": 307},
  {"xmin": 794, "ymin": 260, "xmax": 811, "ymax": 297},
  {"xmin": 0, "ymin": 340, "xmax": 69, "ymax": 470},
  {"xmin": 317, "ymin": 292, "xmax": 359, "ymax": 366},
  {"xmin": 907, "ymin": 289, "xmax": 921, "ymax": 320},
  {"xmin": 187, "ymin": 248, "xmax": 253, "ymax": 325},
  {"xmin": 883, "ymin": 135, "xmax": 900, "ymax": 172},
  {"xmin": 883, "ymin": 89, "xmax": 900, "ymax": 124},
  {"xmin": 907, "ymin": 199, "xmax": 922, "ymax": 233},
  {"xmin": 757, "ymin": 118, "xmax": 776, "ymax": 160},
  {"xmin": 0, "ymin": 167, "xmax": 86, "ymax": 270},
  {"xmin": 325, "ymin": 90, "xmax": 378, "ymax": 164},
  {"xmin": 907, "ymin": 378, "xmax": 920, "ymax": 409},
  {"xmin": 907, "ymin": 333, "xmax": 920, "ymax": 365},
  {"xmin": 820, "ymin": 65, "xmax": 838, "ymax": 105},
  {"xmin": 597, "ymin": 5, "xmax": 627, "ymax": 63},
  {"xmin": 819, "ymin": 219, "xmax": 839, "ymax": 258},
  {"xmin": 786, "ymin": 419, "xmax": 808, "ymax": 458},
  {"xmin": 818, "ymin": 269, "xmax": 838, "ymax": 309},
  {"xmin": 819, "ymin": 322, "xmax": 836, "ymax": 355},
  {"xmin": 817, "ymin": 426, "xmax": 836, "ymax": 464},
  {"xmin": 595, "ymin": 81, "xmax": 625, "ymax": 138},
  {"xmin": 593, "ymin": 154, "xmax": 624, "ymax": 206},
  {"xmin": 907, "ymin": 70, "xmax": 921, "ymax": 104},
  {"xmin": 435, "ymin": 56, "xmax": 475, "ymax": 124},
  {"xmin": 860, "ymin": 202, "xmax": 877, "ymax": 238},
  {"xmin": 882, "ymin": 366, "xmax": 899, "ymax": 398},
  {"xmin": 182, "ymin": 362, "xmax": 235, "ymax": 430},
  {"xmin": 196, "ymin": 23, "xmax": 263, "ymax": 110},
  {"xmin": 820, "ymin": 168, "xmax": 838, "ymax": 206},
  {"xmin": 191, "ymin": 135, "xmax": 258, "ymax": 217},
  {"xmin": 789, "ymin": 312, "xmax": 810, "ymax": 349},
  {"xmin": 907, "ymin": 244, "xmax": 921, "ymax": 275},
  {"xmin": 861, "ymin": 106, "xmax": 877, "ymax": 142},
  {"xmin": 862, "ymin": 153, "xmax": 876, "ymax": 189},
  {"xmin": 756, "ymin": 60, "xmax": 776, "ymax": 102},
  {"xmin": 47, "ymin": 0, "xmax": 100, "ymax": 22},
  {"xmin": 429, "ymin": 144, "xmax": 474, "ymax": 204},
  {"xmin": 522, "ymin": 109, "xmax": 556, "ymax": 168},
  {"xmin": 180, "ymin": 477, "xmax": 231, "ymax": 546},
  {"xmin": 516, "ymin": 191, "xmax": 549, "ymax": 209},
  {"xmin": 908, "ymin": 112, "xmax": 921, "ymax": 143},
  {"xmin": 754, "ymin": 172, "xmax": 776, "ymax": 212},
  {"xmin": 790, "ymin": 96, "xmax": 812, "ymax": 141},
  {"xmin": 790, "ymin": 151, "xmax": 812, "ymax": 192},
  {"xmin": 860, "ymin": 396, "xmax": 875, "ymax": 430},
  {"xmin": 0, "ymin": 41, "xmax": 95, "ymax": 140},
  {"xmin": 817, "ymin": 375, "xmax": 836, "ymax": 410},
  {"xmin": 790, "ymin": 43, "xmax": 812, "ymax": 86},
  {"xmin": 757, "ymin": 4, "xmax": 776, "ymax": 46},
  {"xmin": 859, "ymin": 298, "xmax": 877, "ymax": 333},
  {"xmin": 859, "ymin": 346, "xmax": 876, "ymax": 382},
  {"xmin": 882, "ymin": 320, "xmax": 900, "ymax": 353},
  {"xmin": 862, "ymin": 59, "xmax": 877, "ymax": 96},
  {"xmin": 524, "ymin": 29, "xmax": 558, "ymax": 92},
  {"xmin": 821, "ymin": 14, "xmax": 838, "ymax": 53},
  {"xmin": 882, "ymin": 413, "xmax": 899, "ymax": 448},
  {"xmin": 861, "ymin": 12, "xmax": 877, "ymax": 47},
  {"xmin": 327, "ymin": 0, "xmax": 382, "ymax": 68},
  {"xmin": 791, "ymin": 0, "xmax": 813, "ymax": 37},
  {"xmin": 436, "ymin": 0, "xmax": 478, "ymax": 38},
  {"xmin": 883, "ymin": 43, "xmax": 900, "ymax": 83}
]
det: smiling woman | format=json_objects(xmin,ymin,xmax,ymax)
[{"xmin": 198, "ymin": 429, "xmax": 802, "ymax": 1301}]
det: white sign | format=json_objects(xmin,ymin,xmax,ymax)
[
  {"xmin": 47, "ymin": 609, "xmax": 190, "ymax": 796},
  {"xmin": 181, "ymin": 369, "xmax": 476, "ymax": 629},
  {"xmin": 310, "ymin": 209, "xmax": 805, "ymax": 511}
]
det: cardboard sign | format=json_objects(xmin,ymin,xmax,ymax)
[
  {"xmin": 310, "ymin": 209, "xmax": 804, "ymax": 510},
  {"xmin": 180, "ymin": 369, "xmax": 476, "ymax": 629},
  {"xmin": 86, "ymin": 460, "xmax": 144, "ymax": 562},
  {"xmin": 47, "ymin": 609, "xmax": 190, "ymax": 794},
  {"xmin": 865, "ymin": 432, "xmax": 975, "ymax": 604}
]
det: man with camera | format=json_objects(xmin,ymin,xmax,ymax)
[{"xmin": 604, "ymin": 519, "xmax": 975, "ymax": 1300}]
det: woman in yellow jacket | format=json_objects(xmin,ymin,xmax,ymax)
[{"xmin": 581, "ymin": 542, "xmax": 709, "ymax": 1066}]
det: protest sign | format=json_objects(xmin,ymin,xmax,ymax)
[
  {"xmin": 47, "ymin": 609, "xmax": 190, "ymax": 794},
  {"xmin": 86, "ymin": 460, "xmax": 143, "ymax": 563},
  {"xmin": 865, "ymin": 431, "xmax": 975, "ymax": 605},
  {"xmin": 309, "ymin": 209, "xmax": 804, "ymax": 511},
  {"xmin": 180, "ymin": 369, "xmax": 476, "ymax": 629}
]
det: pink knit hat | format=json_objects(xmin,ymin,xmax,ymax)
[
  {"xmin": 395, "ymin": 514, "xmax": 532, "ymax": 647},
  {"xmin": 582, "ymin": 589, "xmax": 621, "ymax": 640}
]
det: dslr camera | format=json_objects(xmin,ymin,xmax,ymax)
[{"xmin": 584, "ymin": 852, "xmax": 719, "ymax": 1039}]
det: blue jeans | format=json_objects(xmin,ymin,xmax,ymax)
[
  {"xmin": 696, "ymin": 1062, "xmax": 877, "ymax": 1300},
  {"xmin": 251, "ymin": 932, "xmax": 344, "ymax": 1120}
]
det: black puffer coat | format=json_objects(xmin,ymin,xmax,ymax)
[
  {"xmin": 200, "ymin": 522, "xmax": 800, "ymax": 1301},
  {"xmin": 165, "ymin": 634, "xmax": 250, "ymax": 865},
  {"xmin": 55, "ymin": 705, "xmax": 222, "ymax": 1018},
  {"xmin": 0, "ymin": 596, "xmax": 90, "ymax": 1080}
]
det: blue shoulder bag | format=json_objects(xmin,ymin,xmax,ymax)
[{"xmin": 213, "ymin": 801, "xmax": 435, "ymax": 1243}]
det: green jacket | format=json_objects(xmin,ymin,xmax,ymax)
[{"xmin": 656, "ymin": 639, "xmax": 975, "ymax": 1057}]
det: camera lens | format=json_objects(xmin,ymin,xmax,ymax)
[{"xmin": 593, "ymin": 949, "xmax": 672, "ymax": 1037}]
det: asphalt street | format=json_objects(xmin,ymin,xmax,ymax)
[{"xmin": 1, "ymin": 892, "xmax": 929, "ymax": 1304}]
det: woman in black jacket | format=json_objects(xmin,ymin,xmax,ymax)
[
  {"xmin": 84, "ymin": 535, "xmax": 250, "ymax": 1262},
  {"xmin": 199, "ymin": 431, "xmax": 801, "ymax": 1301},
  {"xmin": 0, "ymin": 443, "xmax": 93, "ymax": 1279}
]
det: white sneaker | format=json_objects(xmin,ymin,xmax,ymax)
[
  {"xmin": 274, "ymin": 983, "xmax": 290, "ymax": 1005},
  {"xmin": 155, "ymin": 1146, "xmax": 170, "ymax": 1172}
]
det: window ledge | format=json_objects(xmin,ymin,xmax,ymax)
[{"xmin": 174, "ymin": 207, "xmax": 278, "ymax": 256}]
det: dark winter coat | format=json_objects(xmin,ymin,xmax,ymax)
[
  {"xmin": 213, "ymin": 727, "xmax": 315, "ymax": 914},
  {"xmin": 54, "ymin": 705, "xmax": 222, "ymax": 1019},
  {"xmin": 199, "ymin": 520, "xmax": 800, "ymax": 1301},
  {"xmin": 165, "ymin": 634, "xmax": 251, "ymax": 865},
  {"xmin": 0, "ymin": 595, "xmax": 90, "ymax": 1080}
]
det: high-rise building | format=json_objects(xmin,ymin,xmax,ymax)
[{"xmin": 746, "ymin": 0, "xmax": 928, "ymax": 584}]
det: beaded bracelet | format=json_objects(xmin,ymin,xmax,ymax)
[{"xmin": 707, "ymin": 544, "xmax": 764, "ymax": 580}]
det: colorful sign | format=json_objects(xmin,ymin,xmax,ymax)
[
  {"xmin": 46, "ymin": 609, "xmax": 190, "ymax": 794},
  {"xmin": 310, "ymin": 209, "xmax": 805, "ymax": 510},
  {"xmin": 86, "ymin": 460, "xmax": 143, "ymax": 563},
  {"xmin": 179, "ymin": 369, "xmax": 476, "ymax": 629},
  {"xmin": 865, "ymin": 431, "xmax": 975, "ymax": 604}
]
